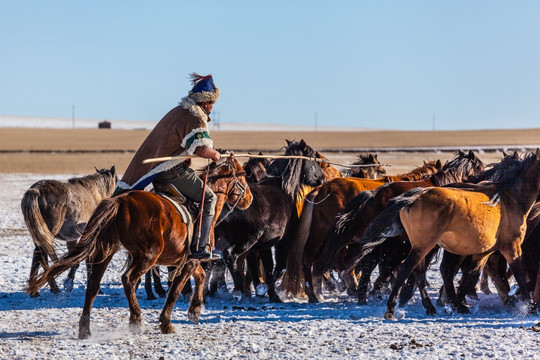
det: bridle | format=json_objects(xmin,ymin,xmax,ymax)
[{"xmin": 211, "ymin": 159, "xmax": 249, "ymax": 227}]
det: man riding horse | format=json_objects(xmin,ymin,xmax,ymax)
[{"xmin": 116, "ymin": 73, "xmax": 221, "ymax": 260}]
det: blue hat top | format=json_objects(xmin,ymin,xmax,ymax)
[{"xmin": 188, "ymin": 73, "xmax": 220, "ymax": 103}]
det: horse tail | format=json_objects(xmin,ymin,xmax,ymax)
[
  {"xmin": 26, "ymin": 197, "xmax": 121, "ymax": 295},
  {"xmin": 345, "ymin": 187, "xmax": 428, "ymax": 272},
  {"xmin": 281, "ymin": 189, "xmax": 318, "ymax": 297},
  {"xmin": 318, "ymin": 190, "xmax": 376, "ymax": 273},
  {"xmin": 21, "ymin": 188, "xmax": 58, "ymax": 261}
]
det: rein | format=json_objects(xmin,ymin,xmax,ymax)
[{"xmin": 211, "ymin": 161, "xmax": 248, "ymax": 227}]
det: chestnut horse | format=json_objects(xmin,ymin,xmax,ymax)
[
  {"xmin": 281, "ymin": 159, "xmax": 443, "ymax": 302},
  {"xmin": 319, "ymin": 151, "xmax": 485, "ymax": 305},
  {"xmin": 357, "ymin": 149, "xmax": 540, "ymax": 319},
  {"xmin": 27, "ymin": 156, "xmax": 252, "ymax": 338}
]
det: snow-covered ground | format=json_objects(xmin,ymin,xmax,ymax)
[{"xmin": 1, "ymin": 173, "xmax": 539, "ymax": 359}]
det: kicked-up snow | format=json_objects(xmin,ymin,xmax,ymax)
[{"xmin": 0, "ymin": 173, "xmax": 539, "ymax": 359}]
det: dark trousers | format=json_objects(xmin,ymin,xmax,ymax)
[{"xmin": 153, "ymin": 163, "xmax": 217, "ymax": 216}]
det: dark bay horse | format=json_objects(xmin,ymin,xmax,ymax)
[
  {"xmin": 215, "ymin": 140, "xmax": 326, "ymax": 302},
  {"xmin": 357, "ymin": 150, "xmax": 540, "ymax": 319},
  {"xmin": 281, "ymin": 159, "xmax": 443, "ymax": 302},
  {"xmin": 27, "ymin": 156, "xmax": 252, "ymax": 338},
  {"xmin": 21, "ymin": 167, "xmax": 117, "ymax": 296}
]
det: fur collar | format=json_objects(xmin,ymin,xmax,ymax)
[{"xmin": 179, "ymin": 96, "xmax": 209, "ymax": 124}]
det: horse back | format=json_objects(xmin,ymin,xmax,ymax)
[{"xmin": 401, "ymin": 187, "xmax": 502, "ymax": 255}]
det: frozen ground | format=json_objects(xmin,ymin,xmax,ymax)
[{"xmin": 1, "ymin": 173, "xmax": 539, "ymax": 359}]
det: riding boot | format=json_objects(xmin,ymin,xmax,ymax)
[{"xmin": 189, "ymin": 215, "xmax": 214, "ymax": 260}]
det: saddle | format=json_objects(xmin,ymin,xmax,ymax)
[{"xmin": 152, "ymin": 183, "xmax": 196, "ymax": 250}]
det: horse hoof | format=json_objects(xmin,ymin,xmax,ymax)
[
  {"xmin": 129, "ymin": 323, "xmax": 141, "ymax": 334},
  {"xmin": 425, "ymin": 306, "xmax": 437, "ymax": 315},
  {"xmin": 256, "ymin": 284, "xmax": 268, "ymax": 297},
  {"xmin": 64, "ymin": 278, "xmax": 74, "ymax": 292},
  {"xmin": 269, "ymin": 295, "xmax": 283, "ymax": 303},
  {"xmin": 146, "ymin": 294, "xmax": 157, "ymax": 301},
  {"xmin": 78, "ymin": 328, "xmax": 91, "ymax": 339},
  {"xmin": 188, "ymin": 311, "xmax": 200, "ymax": 324},
  {"xmin": 357, "ymin": 298, "xmax": 367, "ymax": 306},
  {"xmin": 456, "ymin": 304, "xmax": 470, "ymax": 314},
  {"xmin": 308, "ymin": 296, "xmax": 319, "ymax": 304},
  {"xmin": 232, "ymin": 291, "xmax": 243, "ymax": 301},
  {"xmin": 160, "ymin": 323, "xmax": 175, "ymax": 334},
  {"xmin": 30, "ymin": 292, "xmax": 40, "ymax": 298},
  {"xmin": 157, "ymin": 291, "xmax": 167, "ymax": 298},
  {"xmin": 50, "ymin": 285, "xmax": 61, "ymax": 294},
  {"xmin": 384, "ymin": 312, "xmax": 397, "ymax": 321},
  {"xmin": 527, "ymin": 302, "xmax": 539, "ymax": 315}
]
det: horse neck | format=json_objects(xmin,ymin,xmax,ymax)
[{"xmin": 429, "ymin": 168, "xmax": 466, "ymax": 187}]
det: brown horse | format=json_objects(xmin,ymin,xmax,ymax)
[
  {"xmin": 358, "ymin": 149, "xmax": 540, "ymax": 319},
  {"xmin": 318, "ymin": 151, "xmax": 485, "ymax": 305},
  {"xmin": 26, "ymin": 156, "xmax": 252, "ymax": 338},
  {"xmin": 345, "ymin": 153, "xmax": 387, "ymax": 179},
  {"xmin": 21, "ymin": 167, "xmax": 117, "ymax": 296},
  {"xmin": 281, "ymin": 159, "xmax": 442, "ymax": 302}
]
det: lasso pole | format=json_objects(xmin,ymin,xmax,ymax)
[{"xmin": 142, "ymin": 153, "xmax": 391, "ymax": 168}]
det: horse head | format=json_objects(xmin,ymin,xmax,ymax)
[
  {"xmin": 348, "ymin": 153, "xmax": 386, "ymax": 179},
  {"xmin": 203, "ymin": 154, "xmax": 253, "ymax": 210},
  {"xmin": 438, "ymin": 150, "xmax": 485, "ymax": 183},
  {"xmin": 243, "ymin": 152, "xmax": 270, "ymax": 183},
  {"xmin": 266, "ymin": 139, "xmax": 326, "ymax": 200}
]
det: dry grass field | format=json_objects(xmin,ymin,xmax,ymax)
[{"xmin": 1, "ymin": 127, "xmax": 539, "ymax": 175}]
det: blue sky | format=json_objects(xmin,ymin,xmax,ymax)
[{"xmin": 1, "ymin": 1, "xmax": 539, "ymax": 130}]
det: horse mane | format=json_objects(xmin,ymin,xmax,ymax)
[
  {"xmin": 429, "ymin": 151, "xmax": 484, "ymax": 186},
  {"xmin": 468, "ymin": 152, "xmax": 523, "ymax": 184},
  {"xmin": 67, "ymin": 167, "xmax": 117, "ymax": 196},
  {"xmin": 483, "ymin": 151, "xmax": 538, "ymax": 205},
  {"xmin": 384, "ymin": 159, "xmax": 442, "ymax": 182},
  {"xmin": 266, "ymin": 140, "xmax": 319, "ymax": 201}
]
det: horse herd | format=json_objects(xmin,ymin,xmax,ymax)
[{"xmin": 21, "ymin": 140, "xmax": 540, "ymax": 338}]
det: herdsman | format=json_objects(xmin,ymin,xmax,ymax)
[{"xmin": 116, "ymin": 73, "xmax": 221, "ymax": 259}]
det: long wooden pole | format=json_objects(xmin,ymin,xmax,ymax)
[{"xmin": 142, "ymin": 153, "xmax": 390, "ymax": 168}]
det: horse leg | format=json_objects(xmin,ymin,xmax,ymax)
[
  {"xmin": 501, "ymin": 252, "xmax": 532, "ymax": 306},
  {"xmin": 159, "ymin": 259, "xmax": 198, "ymax": 334},
  {"xmin": 260, "ymin": 248, "xmax": 281, "ymax": 303},
  {"xmin": 121, "ymin": 257, "xmax": 155, "ymax": 334},
  {"xmin": 63, "ymin": 240, "xmax": 80, "ymax": 292},
  {"xmin": 79, "ymin": 254, "xmax": 115, "ymax": 339},
  {"xmin": 439, "ymin": 251, "xmax": 467, "ymax": 312},
  {"xmin": 385, "ymin": 248, "xmax": 429, "ymax": 320},
  {"xmin": 30, "ymin": 245, "xmax": 61, "ymax": 295},
  {"xmin": 143, "ymin": 269, "xmax": 157, "ymax": 300},
  {"xmin": 246, "ymin": 252, "xmax": 262, "ymax": 296},
  {"xmin": 152, "ymin": 266, "xmax": 168, "ymax": 298},
  {"xmin": 355, "ymin": 254, "xmax": 378, "ymax": 305},
  {"xmin": 412, "ymin": 259, "xmax": 436, "ymax": 315},
  {"xmin": 483, "ymin": 252, "xmax": 512, "ymax": 304},
  {"xmin": 188, "ymin": 263, "xmax": 206, "ymax": 323}
]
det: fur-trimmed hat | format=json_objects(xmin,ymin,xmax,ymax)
[{"xmin": 188, "ymin": 73, "xmax": 220, "ymax": 103}]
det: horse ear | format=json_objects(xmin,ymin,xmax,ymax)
[
  {"xmin": 369, "ymin": 154, "xmax": 375, "ymax": 161},
  {"xmin": 458, "ymin": 150, "xmax": 465, "ymax": 156},
  {"xmin": 110, "ymin": 165, "xmax": 116, "ymax": 175},
  {"xmin": 436, "ymin": 159, "xmax": 443, "ymax": 168},
  {"xmin": 513, "ymin": 151, "xmax": 519, "ymax": 159},
  {"xmin": 536, "ymin": 148, "xmax": 540, "ymax": 160},
  {"xmin": 468, "ymin": 150, "xmax": 476, "ymax": 159},
  {"xmin": 374, "ymin": 154, "xmax": 378, "ymax": 159},
  {"xmin": 503, "ymin": 151, "xmax": 508, "ymax": 157},
  {"xmin": 259, "ymin": 152, "xmax": 263, "ymax": 155},
  {"xmin": 286, "ymin": 139, "xmax": 292, "ymax": 146},
  {"xmin": 299, "ymin": 139, "xmax": 306, "ymax": 147}
]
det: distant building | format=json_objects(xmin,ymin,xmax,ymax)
[{"xmin": 98, "ymin": 120, "xmax": 111, "ymax": 129}]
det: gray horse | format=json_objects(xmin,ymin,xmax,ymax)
[{"xmin": 21, "ymin": 167, "xmax": 117, "ymax": 296}]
